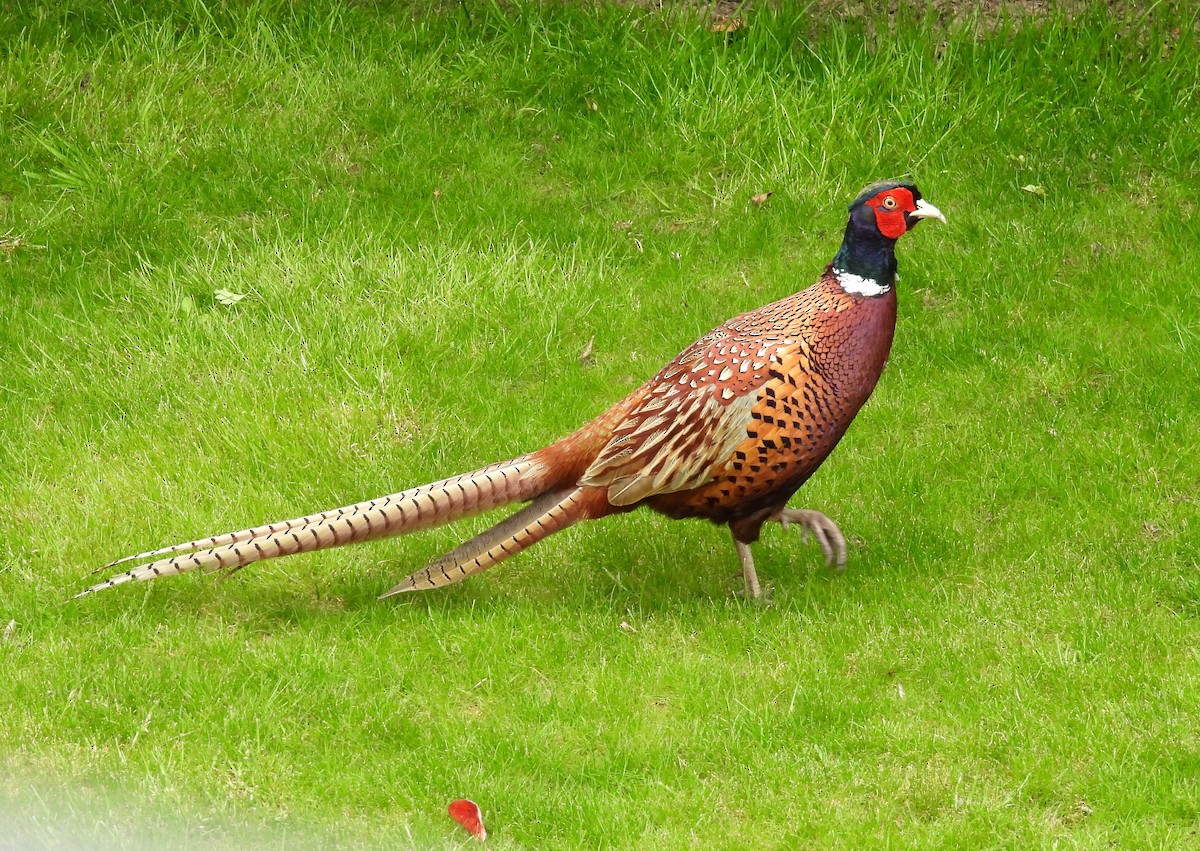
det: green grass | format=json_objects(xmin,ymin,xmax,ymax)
[{"xmin": 3, "ymin": 1, "xmax": 1200, "ymax": 847}]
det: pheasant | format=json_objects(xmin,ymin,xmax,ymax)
[{"xmin": 80, "ymin": 181, "xmax": 944, "ymax": 602}]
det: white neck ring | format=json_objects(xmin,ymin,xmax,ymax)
[{"xmin": 833, "ymin": 267, "xmax": 891, "ymax": 297}]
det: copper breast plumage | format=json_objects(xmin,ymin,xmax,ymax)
[{"xmin": 580, "ymin": 268, "xmax": 897, "ymax": 523}]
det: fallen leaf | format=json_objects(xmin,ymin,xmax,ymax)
[
  {"xmin": 710, "ymin": 17, "xmax": 744, "ymax": 34},
  {"xmin": 448, "ymin": 799, "xmax": 486, "ymax": 842},
  {"xmin": 214, "ymin": 289, "xmax": 247, "ymax": 306},
  {"xmin": 584, "ymin": 97, "xmax": 599, "ymax": 112},
  {"xmin": 433, "ymin": 188, "xmax": 442, "ymax": 199},
  {"xmin": 1021, "ymin": 184, "xmax": 1046, "ymax": 197},
  {"xmin": 0, "ymin": 233, "xmax": 26, "ymax": 257},
  {"xmin": 579, "ymin": 337, "xmax": 595, "ymax": 364},
  {"xmin": 619, "ymin": 621, "xmax": 637, "ymax": 634},
  {"xmin": 750, "ymin": 192, "xmax": 773, "ymax": 207}
]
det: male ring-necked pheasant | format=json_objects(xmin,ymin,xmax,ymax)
[{"xmin": 80, "ymin": 182, "xmax": 944, "ymax": 601}]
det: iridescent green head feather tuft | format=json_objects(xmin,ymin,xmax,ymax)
[{"xmin": 849, "ymin": 180, "xmax": 921, "ymax": 211}]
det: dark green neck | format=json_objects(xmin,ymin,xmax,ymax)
[{"xmin": 832, "ymin": 209, "xmax": 899, "ymax": 286}]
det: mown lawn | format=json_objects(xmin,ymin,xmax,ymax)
[{"xmin": 2, "ymin": 2, "xmax": 1199, "ymax": 847}]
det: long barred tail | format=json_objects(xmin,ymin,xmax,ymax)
[
  {"xmin": 77, "ymin": 456, "xmax": 550, "ymax": 598},
  {"xmin": 380, "ymin": 486, "xmax": 609, "ymax": 597}
]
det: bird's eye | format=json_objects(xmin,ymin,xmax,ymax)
[{"xmin": 881, "ymin": 196, "xmax": 898, "ymax": 210}]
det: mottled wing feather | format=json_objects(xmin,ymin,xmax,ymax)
[{"xmin": 581, "ymin": 322, "xmax": 795, "ymax": 505}]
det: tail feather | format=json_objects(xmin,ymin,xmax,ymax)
[
  {"xmin": 95, "ymin": 492, "xmax": 419, "ymax": 572},
  {"xmin": 79, "ymin": 455, "xmax": 549, "ymax": 597},
  {"xmin": 380, "ymin": 486, "xmax": 605, "ymax": 596}
]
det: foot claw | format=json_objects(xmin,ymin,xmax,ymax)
[{"xmin": 772, "ymin": 508, "xmax": 847, "ymax": 572}]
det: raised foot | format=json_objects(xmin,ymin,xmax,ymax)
[{"xmin": 773, "ymin": 508, "xmax": 848, "ymax": 572}]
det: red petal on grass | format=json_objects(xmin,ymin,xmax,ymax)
[{"xmin": 448, "ymin": 799, "xmax": 487, "ymax": 842}]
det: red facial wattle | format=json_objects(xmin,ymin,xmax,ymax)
[{"xmin": 866, "ymin": 188, "xmax": 916, "ymax": 239}]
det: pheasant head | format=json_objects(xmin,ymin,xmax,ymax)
[{"xmin": 831, "ymin": 181, "xmax": 945, "ymax": 296}]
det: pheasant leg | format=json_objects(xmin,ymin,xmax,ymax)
[
  {"xmin": 734, "ymin": 538, "xmax": 762, "ymax": 600},
  {"xmin": 773, "ymin": 508, "xmax": 848, "ymax": 572}
]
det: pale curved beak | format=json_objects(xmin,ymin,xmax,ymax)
[{"xmin": 909, "ymin": 198, "xmax": 946, "ymax": 224}]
